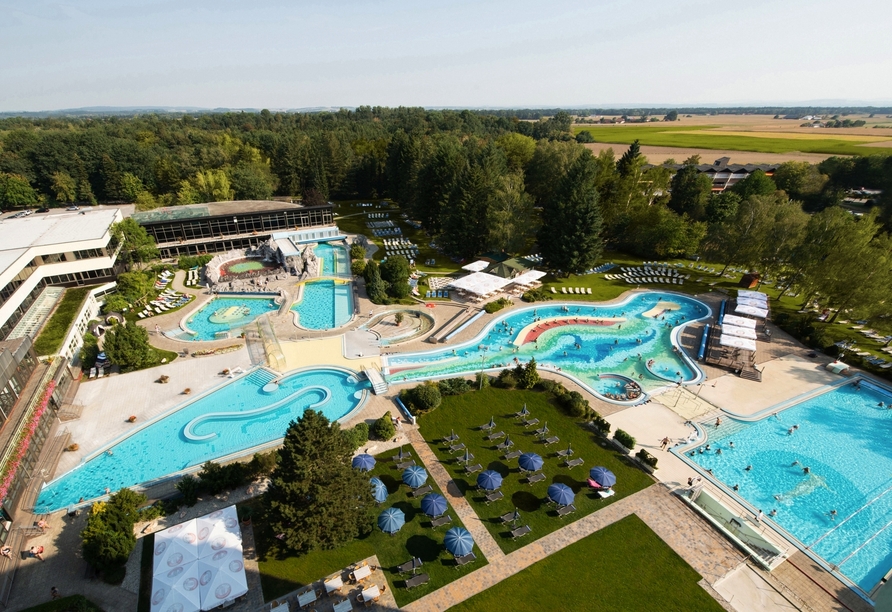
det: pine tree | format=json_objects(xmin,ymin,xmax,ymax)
[
  {"xmin": 263, "ymin": 410, "xmax": 374, "ymax": 554},
  {"xmin": 616, "ymin": 140, "xmax": 641, "ymax": 178}
]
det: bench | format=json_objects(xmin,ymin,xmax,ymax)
[
  {"xmin": 511, "ymin": 525, "xmax": 532, "ymax": 540},
  {"xmin": 564, "ymin": 458, "xmax": 584, "ymax": 469},
  {"xmin": 557, "ymin": 503, "xmax": 577, "ymax": 518},
  {"xmin": 526, "ymin": 472, "xmax": 546, "ymax": 485},
  {"xmin": 455, "ymin": 552, "xmax": 476, "ymax": 568},
  {"xmin": 411, "ymin": 484, "xmax": 433, "ymax": 498},
  {"xmin": 430, "ymin": 515, "xmax": 452, "ymax": 528},
  {"xmin": 484, "ymin": 490, "xmax": 504, "ymax": 504},
  {"xmin": 405, "ymin": 573, "xmax": 430, "ymax": 589},
  {"xmin": 504, "ymin": 450, "xmax": 522, "ymax": 460},
  {"xmin": 465, "ymin": 463, "xmax": 483, "ymax": 474}
]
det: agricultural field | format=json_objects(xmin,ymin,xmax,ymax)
[{"xmin": 574, "ymin": 114, "xmax": 892, "ymax": 159}]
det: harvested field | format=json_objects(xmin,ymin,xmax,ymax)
[{"xmin": 584, "ymin": 142, "xmax": 836, "ymax": 165}]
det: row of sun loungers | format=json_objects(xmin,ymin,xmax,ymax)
[
  {"xmin": 425, "ymin": 290, "xmax": 450, "ymax": 299},
  {"xmin": 185, "ymin": 267, "xmax": 201, "ymax": 287},
  {"xmin": 88, "ymin": 366, "xmax": 106, "ymax": 379},
  {"xmin": 136, "ymin": 290, "xmax": 192, "ymax": 319},
  {"xmin": 550, "ymin": 287, "xmax": 592, "ymax": 294}
]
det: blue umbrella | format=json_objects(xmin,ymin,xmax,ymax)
[
  {"xmin": 444, "ymin": 527, "xmax": 474, "ymax": 556},
  {"xmin": 547, "ymin": 483, "xmax": 575, "ymax": 506},
  {"xmin": 352, "ymin": 453, "xmax": 376, "ymax": 472},
  {"xmin": 402, "ymin": 465, "xmax": 428, "ymax": 488},
  {"xmin": 518, "ymin": 453, "xmax": 543, "ymax": 472},
  {"xmin": 377, "ymin": 507, "xmax": 405, "ymax": 534},
  {"xmin": 420, "ymin": 493, "xmax": 448, "ymax": 518},
  {"xmin": 370, "ymin": 477, "xmax": 388, "ymax": 503},
  {"xmin": 589, "ymin": 467, "xmax": 617, "ymax": 488},
  {"xmin": 477, "ymin": 470, "xmax": 503, "ymax": 491}
]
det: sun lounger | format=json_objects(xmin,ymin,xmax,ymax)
[
  {"xmin": 396, "ymin": 459, "xmax": 416, "ymax": 470},
  {"xmin": 527, "ymin": 472, "xmax": 546, "ymax": 485},
  {"xmin": 430, "ymin": 514, "xmax": 452, "ymax": 528},
  {"xmin": 455, "ymin": 552, "xmax": 476, "ymax": 568},
  {"xmin": 522, "ymin": 418, "xmax": 539, "ymax": 428},
  {"xmin": 405, "ymin": 573, "xmax": 430, "ymax": 589},
  {"xmin": 398, "ymin": 558, "xmax": 423, "ymax": 575},
  {"xmin": 504, "ymin": 450, "xmax": 522, "ymax": 460},
  {"xmin": 511, "ymin": 525, "xmax": 532, "ymax": 540},
  {"xmin": 456, "ymin": 452, "xmax": 475, "ymax": 464},
  {"xmin": 487, "ymin": 431, "xmax": 505, "ymax": 441},
  {"xmin": 465, "ymin": 463, "xmax": 483, "ymax": 474},
  {"xmin": 449, "ymin": 443, "xmax": 466, "ymax": 454},
  {"xmin": 484, "ymin": 490, "xmax": 504, "ymax": 504},
  {"xmin": 555, "ymin": 447, "xmax": 574, "ymax": 458},
  {"xmin": 479, "ymin": 421, "xmax": 496, "ymax": 432},
  {"xmin": 551, "ymin": 287, "xmax": 556, "ymax": 293},
  {"xmin": 137, "ymin": 312, "xmax": 146, "ymax": 319},
  {"xmin": 495, "ymin": 439, "xmax": 514, "ymax": 451},
  {"xmin": 499, "ymin": 511, "xmax": 519, "ymax": 524},
  {"xmin": 586, "ymin": 288, "xmax": 592, "ymax": 294},
  {"xmin": 533, "ymin": 426, "xmax": 548, "ymax": 438},
  {"xmin": 597, "ymin": 488, "xmax": 616, "ymax": 498},
  {"xmin": 392, "ymin": 450, "xmax": 411, "ymax": 462},
  {"xmin": 411, "ymin": 484, "xmax": 433, "ymax": 498},
  {"xmin": 561, "ymin": 287, "xmax": 567, "ymax": 293},
  {"xmin": 543, "ymin": 436, "xmax": 560, "ymax": 446},
  {"xmin": 565, "ymin": 458, "xmax": 584, "ymax": 469},
  {"xmin": 444, "ymin": 432, "xmax": 460, "ymax": 443},
  {"xmin": 98, "ymin": 367, "xmax": 105, "ymax": 377},
  {"xmin": 89, "ymin": 367, "xmax": 97, "ymax": 379},
  {"xmin": 557, "ymin": 504, "xmax": 577, "ymax": 518}
]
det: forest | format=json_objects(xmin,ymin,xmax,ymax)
[{"xmin": 1, "ymin": 107, "xmax": 892, "ymax": 318}]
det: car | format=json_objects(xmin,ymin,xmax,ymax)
[
  {"xmin": 66, "ymin": 206, "xmax": 80, "ymax": 211},
  {"xmin": 36, "ymin": 207, "xmax": 50, "ymax": 213}
]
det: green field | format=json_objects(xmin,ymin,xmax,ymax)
[
  {"xmin": 574, "ymin": 124, "xmax": 892, "ymax": 156},
  {"xmin": 449, "ymin": 514, "xmax": 724, "ymax": 612},
  {"xmin": 417, "ymin": 387, "xmax": 654, "ymax": 554},
  {"xmin": 256, "ymin": 450, "xmax": 486, "ymax": 607}
]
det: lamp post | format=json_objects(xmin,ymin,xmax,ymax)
[{"xmin": 479, "ymin": 346, "xmax": 489, "ymax": 390}]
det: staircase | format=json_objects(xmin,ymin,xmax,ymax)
[
  {"xmin": 739, "ymin": 364, "xmax": 762, "ymax": 382},
  {"xmin": 363, "ymin": 366, "xmax": 388, "ymax": 395}
]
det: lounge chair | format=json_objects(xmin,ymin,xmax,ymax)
[
  {"xmin": 431, "ymin": 514, "xmax": 452, "ymax": 528},
  {"xmin": 586, "ymin": 288, "xmax": 592, "ymax": 294},
  {"xmin": 532, "ymin": 426, "xmax": 548, "ymax": 438},
  {"xmin": 527, "ymin": 472, "xmax": 546, "ymax": 485},
  {"xmin": 89, "ymin": 367, "xmax": 97, "ymax": 379},
  {"xmin": 456, "ymin": 452, "xmax": 475, "ymax": 464},
  {"xmin": 504, "ymin": 450, "xmax": 523, "ymax": 460},
  {"xmin": 522, "ymin": 418, "xmax": 539, "ymax": 428},
  {"xmin": 391, "ymin": 450, "xmax": 412, "ymax": 462},
  {"xmin": 396, "ymin": 459, "xmax": 416, "ymax": 470},
  {"xmin": 495, "ymin": 439, "xmax": 513, "ymax": 451},
  {"xmin": 449, "ymin": 443, "xmax": 466, "ymax": 454},
  {"xmin": 550, "ymin": 287, "xmax": 557, "ymax": 294},
  {"xmin": 479, "ymin": 420, "xmax": 496, "ymax": 432},
  {"xmin": 487, "ymin": 431, "xmax": 505, "ymax": 441},
  {"xmin": 411, "ymin": 484, "xmax": 433, "ymax": 498},
  {"xmin": 565, "ymin": 458, "xmax": 584, "ymax": 469},
  {"xmin": 499, "ymin": 511, "xmax": 519, "ymax": 524},
  {"xmin": 544, "ymin": 436, "xmax": 560, "ymax": 446},
  {"xmin": 484, "ymin": 490, "xmax": 504, "ymax": 504},
  {"xmin": 405, "ymin": 573, "xmax": 430, "ymax": 589},
  {"xmin": 465, "ymin": 463, "xmax": 483, "ymax": 474},
  {"xmin": 561, "ymin": 287, "xmax": 567, "ymax": 293},
  {"xmin": 455, "ymin": 552, "xmax": 476, "ymax": 568},
  {"xmin": 511, "ymin": 525, "xmax": 532, "ymax": 540},
  {"xmin": 557, "ymin": 504, "xmax": 577, "ymax": 518}
]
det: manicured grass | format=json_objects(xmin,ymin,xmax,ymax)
[
  {"xmin": 450, "ymin": 514, "xmax": 724, "ymax": 612},
  {"xmin": 573, "ymin": 125, "xmax": 892, "ymax": 156},
  {"xmin": 256, "ymin": 450, "xmax": 486, "ymax": 607},
  {"xmin": 32, "ymin": 287, "xmax": 91, "ymax": 355},
  {"xmin": 417, "ymin": 387, "xmax": 654, "ymax": 554},
  {"xmin": 137, "ymin": 532, "xmax": 154, "ymax": 612},
  {"xmin": 20, "ymin": 595, "xmax": 104, "ymax": 612}
]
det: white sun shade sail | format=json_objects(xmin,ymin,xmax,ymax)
[
  {"xmin": 197, "ymin": 548, "xmax": 249, "ymax": 611},
  {"xmin": 719, "ymin": 334, "xmax": 758, "ymax": 351},
  {"xmin": 721, "ymin": 324, "xmax": 757, "ymax": 340},
  {"xmin": 447, "ymin": 272, "xmax": 513, "ymax": 296},
  {"xmin": 196, "ymin": 506, "xmax": 241, "ymax": 558},
  {"xmin": 737, "ymin": 296, "xmax": 768, "ymax": 308},
  {"xmin": 738, "ymin": 289, "xmax": 768, "ymax": 300},
  {"xmin": 721, "ymin": 314, "xmax": 757, "ymax": 329},
  {"xmin": 735, "ymin": 303, "xmax": 769, "ymax": 319},
  {"xmin": 153, "ymin": 519, "xmax": 199, "ymax": 574},
  {"xmin": 510, "ymin": 270, "xmax": 547, "ymax": 286},
  {"xmin": 151, "ymin": 562, "xmax": 201, "ymax": 612},
  {"xmin": 462, "ymin": 260, "xmax": 490, "ymax": 272}
]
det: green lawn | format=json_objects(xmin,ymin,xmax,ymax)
[
  {"xmin": 416, "ymin": 387, "xmax": 654, "ymax": 554},
  {"xmin": 32, "ymin": 287, "xmax": 92, "ymax": 355},
  {"xmin": 573, "ymin": 124, "xmax": 892, "ymax": 156},
  {"xmin": 256, "ymin": 449, "xmax": 486, "ymax": 607},
  {"xmin": 19, "ymin": 595, "xmax": 105, "ymax": 612},
  {"xmin": 450, "ymin": 514, "xmax": 724, "ymax": 612}
]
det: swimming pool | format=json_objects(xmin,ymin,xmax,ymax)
[
  {"xmin": 35, "ymin": 367, "xmax": 369, "ymax": 513},
  {"xmin": 684, "ymin": 378, "xmax": 892, "ymax": 595},
  {"xmin": 385, "ymin": 292, "xmax": 708, "ymax": 400},
  {"xmin": 180, "ymin": 297, "xmax": 278, "ymax": 341},
  {"xmin": 315, "ymin": 242, "xmax": 350, "ymax": 278},
  {"xmin": 291, "ymin": 280, "xmax": 354, "ymax": 330}
]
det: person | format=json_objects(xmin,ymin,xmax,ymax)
[
  {"xmin": 728, "ymin": 441, "xmax": 735, "ymax": 448},
  {"xmin": 787, "ymin": 427, "xmax": 795, "ymax": 435},
  {"xmin": 30, "ymin": 546, "xmax": 44, "ymax": 561},
  {"xmin": 732, "ymin": 483, "xmax": 739, "ymax": 491},
  {"xmin": 687, "ymin": 477, "xmax": 695, "ymax": 487},
  {"xmin": 756, "ymin": 509, "xmax": 764, "ymax": 523},
  {"xmin": 803, "ymin": 466, "xmax": 811, "ymax": 474},
  {"xmin": 745, "ymin": 465, "xmax": 753, "ymax": 471},
  {"xmin": 769, "ymin": 509, "xmax": 777, "ymax": 517},
  {"xmin": 0, "ymin": 546, "xmax": 10, "ymax": 558},
  {"xmin": 879, "ymin": 402, "xmax": 885, "ymax": 408},
  {"xmin": 51, "ymin": 586, "xmax": 60, "ymax": 600},
  {"xmin": 829, "ymin": 509, "xmax": 838, "ymax": 520},
  {"xmin": 791, "ymin": 460, "xmax": 800, "ymax": 466},
  {"xmin": 37, "ymin": 519, "xmax": 48, "ymax": 531},
  {"xmin": 715, "ymin": 417, "xmax": 722, "ymax": 428},
  {"xmin": 715, "ymin": 448, "xmax": 722, "ymax": 455},
  {"xmin": 660, "ymin": 436, "xmax": 670, "ymax": 450}
]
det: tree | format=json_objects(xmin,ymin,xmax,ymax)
[
  {"xmin": 537, "ymin": 153, "xmax": 604, "ymax": 274},
  {"xmin": 0, "ymin": 173, "xmax": 39, "ymax": 209},
  {"xmin": 516, "ymin": 358, "xmax": 540, "ymax": 389},
  {"xmin": 664, "ymin": 110, "xmax": 679, "ymax": 121},
  {"xmin": 705, "ymin": 191, "xmax": 741, "ymax": 224},
  {"xmin": 394, "ymin": 312, "xmax": 404, "ymax": 326},
  {"xmin": 230, "ymin": 162, "xmax": 276, "ymax": 200},
  {"xmin": 372, "ymin": 414, "xmax": 396, "ymax": 440},
  {"xmin": 102, "ymin": 323, "xmax": 156, "ymax": 372},
  {"xmin": 111, "ymin": 218, "xmax": 159, "ymax": 266},
  {"xmin": 362, "ymin": 260, "xmax": 388, "ymax": 304},
  {"xmin": 487, "ymin": 172, "xmax": 534, "ymax": 254},
  {"xmin": 729, "ymin": 169, "xmax": 776, "ymax": 200},
  {"xmin": 616, "ymin": 140, "xmax": 641, "ymax": 178},
  {"xmin": 349, "ymin": 244, "xmax": 366, "ymax": 260},
  {"xmin": 668, "ymin": 158, "xmax": 712, "ymax": 221},
  {"xmin": 575, "ymin": 131, "xmax": 595, "ymax": 143},
  {"xmin": 118, "ymin": 173, "xmax": 146, "ymax": 202},
  {"xmin": 81, "ymin": 488, "xmax": 147, "ymax": 574},
  {"xmin": 51, "ymin": 171, "xmax": 77, "ymax": 203},
  {"xmin": 190, "ymin": 169, "xmax": 234, "ymax": 202},
  {"xmin": 380, "ymin": 255, "xmax": 410, "ymax": 299},
  {"xmin": 495, "ymin": 132, "xmax": 536, "ymax": 172},
  {"xmin": 263, "ymin": 410, "xmax": 374, "ymax": 554}
]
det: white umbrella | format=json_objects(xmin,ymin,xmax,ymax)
[
  {"xmin": 151, "ymin": 561, "xmax": 201, "ymax": 612},
  {"xmin": 735, "ymin": 304, "xmax": 768, "ymax": 319},
  {"xmin": 737, "ymin": 297, "xmax": 768, "ymax": 308},
  {"xmin": 196, "ymin": 507, "xmax": 241, "ymax": 558},
  {"xmin": 721, "ymin": 324, "xmax": 757, "ymax": 340},
  {"xmin": 719, "ymin": 334, "xmax": 757, "ymax": 351},
  {"xmin": 197, "ymin": 548, "xmax": 249, "ymax": 610},
  {"xmin": 722, "ymin": 314, "xmax": 756, "ymax": 328},
  {"xmin": 153, "ymin": 519, "xmax": 199, "ymax": 575}
]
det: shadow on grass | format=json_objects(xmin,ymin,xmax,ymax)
[
  {"xmin": 551, "ymin": 473, "xmax": 585, "ymax": 493},
  {"xmin": 393, "ymin": 500, "xmax": 419, "ymax": 524},
  {"xmin": 378, "ymin": 474, "xmax": 401, "ymax": 493},
  {"xmin": 511, "ymin": 491, "xmax": 541, "ymax": 512},
  {"xmin": 404, "ymin": 534, "xmax": 441, "ymax": 564},
  {"xmin": 487, "ymin": 461, "xmax": 510, "ymax": 476}
]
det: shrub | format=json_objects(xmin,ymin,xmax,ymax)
[
  {"xmin": 81, "ymin": 488, "xmax": 147, "ymax": 577},
  {"xmin": 438, "ymin": 377, "xmax": 471, "ymax": 396},
  {"xmin": 484, "ymin": 298, "xmax": 512, "ymax": 314},
  {"xmin": 350, "ymin": 244, "xmax": 366, "ymax": 260},
  {"xmin": 614, "ymin": 429, "xmax": 636, "ymax": 450},
  {"xmin": 351, "ymin": 258, "xmax": 366, "ymax": 277},
  {"xmin": 400, "ymin": 383, "xmax": 442, "ymax": 415},
  {"xmin": 562, "ymin": 391, "xmax": 590, "ymax": 417},
  {"xmin": 247, "ymin": 450, "xmax": 278, "ymax": 479},
  {"xmin": 521, "ymin": 287, "xmax": 554, "ymax": 303},
  {"xmin": 372, "ymin": 414, "xmax": 396, "ymax": 440},
  {"xmin": 343, "ymin": 422, "xmax": 370, "ymax": 450},
  {"xmin": 537, "ymin": 379, "xmax": 567, "ymax": 396},
  {"xmin": 590, "ymin": 414, "xmax": 611, "ymax": 435},
  {"xmin": 636, "ymin": 448, "xmax": 658, "ymax": 469},
  {"xmin": 475, "ymin": 371, "xmax": 490, "ymax": 389},
  {"xmin": 496, "ymin": 369, "xmax": 517, "ymax": 389},
  {"xmin": 177, "ymin": 254, "xmax": 213, "ymax": 270},
  {"xmin": 32, "ymin": 287, "xmax": 90, "ymax": 355},
  {"xmin": 515, "ymin": 358, "xmax": 540, "ymax": 389},
  {"xmin": 198, "ymin": 461, "xmax": 248, "ymax": 495}
]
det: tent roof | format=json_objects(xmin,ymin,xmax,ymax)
[
  {"xmin": 721, "ymin": 324, "xmax": 757, "ymax": 340},
  {"xmin": 738, "ymin": 289, "xmax": 768, "ymax": 300},
  {"xmin": 486, "ymin": 258, "xmax": 533, "ymax": 278},
  {"xmin": 447, "ymin": 272, "xmax": 513, "ymax": 296},
  {"xmin": 719, "ymin": 334, "xmax": 757, "ymax": 351},
  {"xmin": 197, "ymin": 549, "xmax": 249, "ymax": 611},
  {"xmin": 462, "ymin": 260, "xmax": 490, "ymax": 272},
  {"xmin": 151, "ymin": 562, "xmax": 201, "ymax": 612},
  {"xmin": 510, "ymin": 270, "xmax": 547, "ymax": 286},
  {"xmin": 735, "ymin": 303, "xmax": 768, "ymax": 318},
  {"xmin": 737, "ymin": 296, "xmax": 768, "ymax": 308},
  {"xmin": 722, "ymin": 314, "xmax": 756, "ymax": 328}
]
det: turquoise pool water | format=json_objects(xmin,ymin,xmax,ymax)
[
  {"xmin": 686, "ymin": 379, "xmax": 892, "ymax": 593},
  {"xmin": 386, "ymin": 292, "xmax": 708, "ymax": 397},
  {"xmin": 291, "ymin": 280, "xmax": 354, "ymax": 330},
  {"xmin": 315, "ymin": 242, "xmax": 350, "ymax": 277},
  {"xmin": 35, "ymin": 368, "xmax": 369, "ymax": 513},
  {"xmin": 182, "ymin": 297, "xmax": 278, "ymax": 341}
]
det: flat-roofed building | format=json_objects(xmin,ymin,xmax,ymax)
[
  {"xmin": 132, "ymin": 200, "xmax": 334, "ymax": 258},
  {"xmin": 655, "ymin": 157, "xmax": 781, "ymax": 192},
  {"xmin": 0, "ymin": 208, "xmax": 124, "ymax": 341}
]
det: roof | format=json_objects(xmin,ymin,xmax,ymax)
[
  {"xmin": 0, "ymin": 208, "xmax": 119, "ymax": 252},
  {"xmin": 510, "ymin": 270, "xmax": 547, "ymax": 286},
  {"xmin": 132, "ymin": 200, "xmax": 316, "ymax": 224},
  {"xmin": 486, "ymin": 258, "xmax": 534, "ymax": 279},
  {"xmin": 447, "ymin": 272, "xmax": 513, "ymax": 296},
  {"xmin": 647, "ymin": 158, "xmax": 781, "ymax": 174},
  {"xmin": 462, "ymin": 260, "xmax": 490, "ymax": 272}
]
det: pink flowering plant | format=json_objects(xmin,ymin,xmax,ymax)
[{"xmin": 0, "ymin": 380, "xmax": 56, "ymax": 501}]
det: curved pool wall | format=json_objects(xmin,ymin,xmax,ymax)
[
  {"xmin": 291, "ymin": 279, "xmax": 355, "ymax": 330},
  {"xmin": 359, "ymin": 309, "xmax": 435, "ymax": 345},
  {"xmin": 675, "ymin": 376, "xmax": 892, "ymax": 599},
  {"xmin": 314, "ymin": 242, "xmax": 351, "ymax": 278},
  {"xmin": 35, "ymin": 366, "xmax": 370, "ymax": 513},
  {"xmin": 384, "ymin": 291, "xmax": 709, "ymax": 403},
  {"xmin": 175, "ymin": 296, "xmax": 279, "ymax": 341}
]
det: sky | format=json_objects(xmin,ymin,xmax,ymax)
[{"xmin": 2, "ymin": 0, "xmax": 892, "ymax": 112}]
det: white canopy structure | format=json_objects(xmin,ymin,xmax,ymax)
[
  {"xmin": 738, "ymin": 290, "xmax": 768, "ymax": 300},
  {"xmin": 510, "ymin": 270, "xmax": 547, "ymax": 287},
  {"xmin": 448, "ymin": 272, "xmax": 513, "ymax": 296},
  {"xmin": 719, "ymin": 334, "xmax": 758, "ymax": 351},
  {"xmin": 735, "ymin": 303, "xmax": 769, "ymax": 319},
  {"xmin": 462, "ymin": 260, "xmax": 490, "ymax": 272},
  {"xmin": 722, "ymin": 314, "xmax": 757, "ymax": 329},
  {"xmin": 721, "ymin": 324, "xmax": 757, "ymax": 340},
  {"xmin": 737, "ymin": 297, "xmax": 768, "ymax": 308},
  {"xmin": 152, "ymin": 506, "xmax": 247, "ymax": 612}
]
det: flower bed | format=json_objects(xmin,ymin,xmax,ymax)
[{"xmin": 0, "ymin": 380, "xmax": 56, "ymax": 500}]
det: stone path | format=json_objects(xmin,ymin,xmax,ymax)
[{"xmin": 405, "ymin": 428, "xmax": 505, "ymax": 562}]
